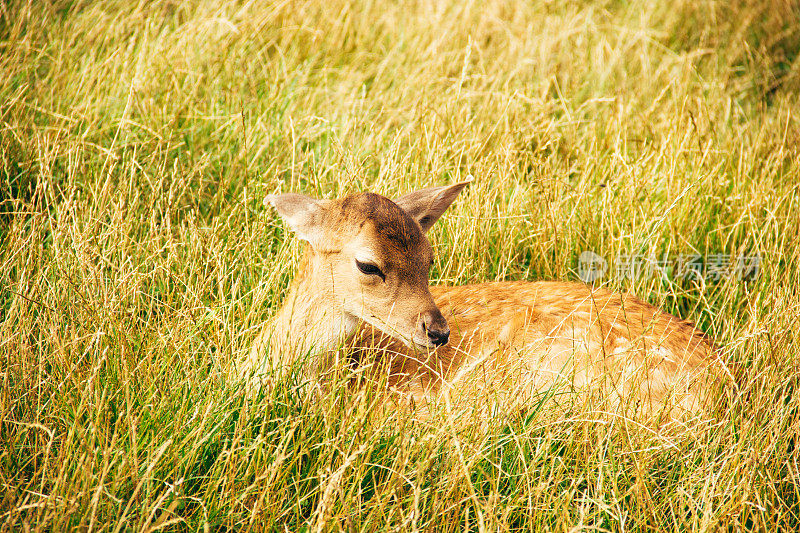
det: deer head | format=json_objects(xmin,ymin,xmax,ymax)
[{"xmin": 265, "ymin": 180, "xmax": 470, "ymax": 351}]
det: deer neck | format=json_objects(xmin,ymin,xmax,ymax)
[{"xmin": 269, "ymin": 248, "xmax": 357, "ymax": 358}]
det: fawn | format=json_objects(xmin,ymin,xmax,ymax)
[{"xmin": 245, "ymin": 181, "xmax": 724, "ymax": 418}]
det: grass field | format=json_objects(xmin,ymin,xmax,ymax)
[{"xmin": 2, "ymin": 0, "xmax": 800, "ymax": 530}]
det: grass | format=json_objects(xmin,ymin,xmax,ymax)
[{"xmin": 2, "ymin": 0, "xmax": 800, "ymax": 530}]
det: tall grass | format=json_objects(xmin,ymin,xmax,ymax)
[{"xmin": 2, "ymin": 0, "xmax": 799, "ymax": 530}]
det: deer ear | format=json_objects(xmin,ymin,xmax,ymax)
[
  {"xmin": 393, "ymin": 178, "xmax": 472, "ymax": 232},
  {"xmin": 264, "ymin": 193, "xmax": 327, "ymax": 245}
]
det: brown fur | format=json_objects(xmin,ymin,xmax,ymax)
[
  {"xmin": 246, "ymin": 185, "xmax": 725, "ymax": 420},
  {"xmin": 350, "ymin": 281, "xmax": 720, "ymax": 417}
]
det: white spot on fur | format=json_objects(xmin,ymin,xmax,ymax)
[
  {"xmin": 612, "ymin": 338, "xmax": 630, "ymax": 355},
  {"xmin": 654, "ymin": 346, "xmax": 676, "ymax": 363}
]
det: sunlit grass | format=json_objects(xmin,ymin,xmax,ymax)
[{"xmin": 2, "ymin": 0, "xmax": 799, "ymax": 530}]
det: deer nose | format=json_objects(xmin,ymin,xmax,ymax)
[
  {"xmin": 426, "ymin": 327, "xmax": 450, "ymax": 346},
  {"xmin": 422, "ymin": 309, "xmax": 450, "ymax": 347}
]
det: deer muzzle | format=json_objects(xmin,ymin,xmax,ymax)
[{"xmin": 413, "ymin": 308, "xmax": 450, "ymax": 348}]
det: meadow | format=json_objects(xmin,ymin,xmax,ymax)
[{"xmin": 2, "ymin": 0, "xmax": 800, "ymax": 530}]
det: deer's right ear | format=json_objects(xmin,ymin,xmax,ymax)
[{"xmin": 264, "ymin": 193, "xmax": 326, "ymax": 245}]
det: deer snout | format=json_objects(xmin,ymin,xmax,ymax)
[{"xmin": 416, "ymin": 308, "xmax": 450, "ymax": 348}]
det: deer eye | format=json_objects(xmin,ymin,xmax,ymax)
[{"xmin": 356, "ymin": 260, "xmax": 385, "ymax": 281}]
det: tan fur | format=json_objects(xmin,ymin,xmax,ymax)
[
  {"xmin": 350, "ymin": 282, "xmax": 720, "ymax": 417},
  {"xmin": 244, "ymin": 185, "xmax": 724, "ymax": 420}
]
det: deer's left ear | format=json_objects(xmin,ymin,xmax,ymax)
[{"xmin": 393, "ymin": 178, "xmax": 472, "ymax": 232}]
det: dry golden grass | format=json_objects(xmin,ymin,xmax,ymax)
[{"xmin": 2, "ymin": 0, "xmax": 800, "ymax": 530}]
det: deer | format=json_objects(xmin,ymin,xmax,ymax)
[{"xmin": 243, "ymin": 180, "xmax": 725, "ymax": 420}]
